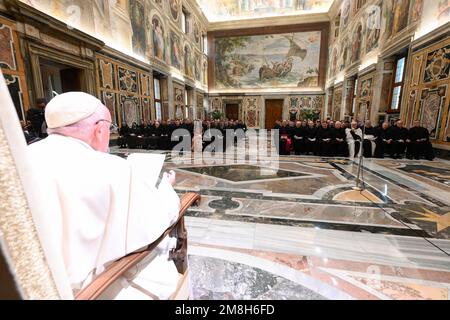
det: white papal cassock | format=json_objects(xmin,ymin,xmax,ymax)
[
  {"xmin": 345, "ymin": 127, "xmax": 363, "ymax": 158},
  {"xmin": 28, "ymin": 134, "xmax": 181, "ymax": 299}
]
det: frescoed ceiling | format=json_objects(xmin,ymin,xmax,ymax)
[{"xmin": 196, "ymin": 0, "xmax": 334, "ymax": 22}]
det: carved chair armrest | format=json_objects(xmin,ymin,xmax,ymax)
[{"xmin": 75, "ymin": 192, "xmax": 200, "ymax": 300}]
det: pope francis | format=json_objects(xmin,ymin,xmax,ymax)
[{"xmin": 28, "ymin": 92, "xmax": 181, "ymax": 299}]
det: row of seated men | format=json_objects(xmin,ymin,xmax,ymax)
[
  {"xmin": 117, "ymin": 119, "xmax": 248, "ymax": 150},
  {"xmin": 275, "ymin": 119, "xmax": 435, "ymax": 160}
]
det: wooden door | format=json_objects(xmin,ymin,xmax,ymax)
[
  {"xmin": 226, "ymin": 104, "xmax": 239, "ymax": 120},
  {"xmin": 265, "ymin": 99, "xmax": 283, "ymax": 129}
]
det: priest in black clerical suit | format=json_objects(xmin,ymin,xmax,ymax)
[
  {"xmin": 293, "ymin": 121, "xmax": 305, "ymax": 155},
  {"xmin": 317, "ymin": 121, "xmax": 334, "ymax": 157},
  {"xmin": 407, "ymin": 120, "xmax": 435, "ymax": 160},
  {"xmin": 159, "ymin": 121, "xmax": 171, "ymax": 150},
  {"xmin": 304, "ymin": 120, "xmax": 317, "ymax": 155},
  {"xmin": 390, "ymin": 120, "xmax": 409, "ymax": 159},
  {"xmin": 375, "ymin": 122, "xmax": 393, "ymax": 158},
  {"xmin": 332, "ymin": 121, "xmax": 349, "ymax": 157}
]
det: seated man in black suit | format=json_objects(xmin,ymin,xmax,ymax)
[
  {"xmin": 317, "ymin": 121, "xmax": 334, "ymax": 157},
  {"xmin": 407, "ymin": 120, "xmax": 435, "ymax": 161},
  {"xmin": 390, "ymin": 120, "xmax": 409, "ymax": 159},
  {"xmin": 375, "ymin": 121, "xmax": 393, "ymax": 158},
  {"xmin": 332, "ymin": 121, "xmax": 349, "ymax": 157}
]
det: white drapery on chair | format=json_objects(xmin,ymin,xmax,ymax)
[{"xmin": 0, "ymin": 71, "xmax": 73, "ymax": 299}]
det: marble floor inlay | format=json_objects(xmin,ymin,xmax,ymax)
[{"xmin": 110, "ymin": 147, "xmax": 450, "ymax": 300}]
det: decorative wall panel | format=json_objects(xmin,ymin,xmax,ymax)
[
  {"xmin": 96, "ymin": 54, "xmax": 153, "ymax": 126},
  {"xmin": 333, "ymin": 87, "xmax": 343, "ymax": 121},
  {"xmin": 424, "ymin": 45, "xmax": 450, "ymax": 83},
  {"xmin": 173, "ymin": 82, "xmax": 185, "ymax": 119},
  {"xmin": 196, "ymin": 92, "xmax": 204, "ymax": 120},
  {"xmin": 0, "ymin": 17, "xmax": 29, "ymax": 120},
  {"xmin": 243, "ymin": 97, "xmax": 259, "ymax": 128},
  {"xmin": 403, "ymin": 37, "xmax": 450, "ymax": 147},
  {"xmin": 0, "ymin": 23, "xmax": 17, "ymax": 71},
  {"xmin": 418, "ymin": 85, "xmax": 447, "ymax": 140}
]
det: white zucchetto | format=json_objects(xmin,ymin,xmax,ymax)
[{"xmin": 45, "ymin": 92, "xmax": 103, "ymax": 129}]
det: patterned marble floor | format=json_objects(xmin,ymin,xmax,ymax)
[{"xmin": 111, "ymin": 147, "xmax": 450, "ymax": 300}]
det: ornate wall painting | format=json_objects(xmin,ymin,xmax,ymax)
[
  {"xmin": 99, "ymin": 59, "xmax": 115, "ymax": 90},
  {"xmin": 170, "ymin": 32, "xmax": 182, "ymax": 70},
  {"xmin": 18, "ymin": 0, "xmax": 207, "ymax": 80},
  {"xmin": 0, "ymin": 23, "xmax": 17, "ymax": 71},
  {"xmin": 194, "ymin": 54, "xmax": 201, "ymax": 81},
  {"xmin": 341, "ymin": 0, "xmax": 351, "ymax": 30},
  {"xmin": 173, "ymin": 84, "xmax": 185, "ymax": 119},
  {"xmin": 300, "ymin": 97, "xmax": 312, "ymax": 109},
  {"xmin": 120, "ymin": 94, "xmax": 140, "ymax": 126},
  {"xmin": 411, "ymin": 54, "xmax": 424, "ymax": 87},
  {"xmin": 392, "ymin": 0, "xmax": 409, "ymax": 35},
  {"xmin": 423, "ymin": 45, "xmax": 450, "ymax": 83},
  {"xmin": 214, "ymin": 31, "xmax": 321, "ymax": 89},
  {"xmin": 211, "ymin": 98, "xmax": 223, "ymax": 112},
  {"xmin": 445, "ymin": 101, "xmax": 450, "ymax": 143},
  {"xmin": 196, "ymin": 93, "xmax": 204, "ymax": 119},
  {"xmin": 244, "ymin": 98, "xmax": 258, "ymax": 128},
  {"xmin": 383, "ymin": 0, "xmax": 395, "ymax": 41},
  {"xmin": 4, "ymin": 74, "xmax": 25, "ymax": 120},
  {"xmin": 96, "ymin": 54, "xmax": 154, "ymax": 125},
  {"xmin": 327, "ymin": 90, "xmax": 333, "ymax": 117},
  {"xmin": 193, "ymin": 22, "xmax": 200, "ymax": 44},
  {"xmin": 333, "ymin": 88, "xmax": 342, "ymax": 120},
  {"xmin": 366, "ymin": 6, "xmax": 381, "ymax": 53},
  {"xmin": 408, "ymin": 90, "xmax": 418, "ymax": 121},
  {"xmin": 140, "ymin": 73, "xmax": 151, "ymax": 96},
  {"xmin": 142, "ymin": 97, "xmax": 151, "ymax": 122},
  {"xmin": 169, "ymin": 0, "xmax": 180, "ymax": 21},
  {"xmin": 340, "ymin": 42, "xmax": 348, "ymax": 71},
  {"xmin": 197, "ymin": 0, "xmax": 333, "ymax": 22},
  {"xmin": 351, "ymin": 24, "xmax": 362, "ymax": 64},
  {"xmin": 360, "ymin": 78, "xmax": 373, "ymax": 98},
  {"xmin": 419, "ymin": 86, "xmax": 447, "ymax": 139},
  {"xmin": 345, "ymin": 80, "xmax": 355, "ymax": 115},
  {"xmin": 411, "ymin": 0, "xmax": 424, "ymax": 24},
  {"xmin": 203, "ymin": 60, "xmax": 208, "ymax": 85},
  {"xmin": 152, "ymin": 16, "xmax": 166, "ymax": 61},
  {"xmin": 184, "ymin": 45, "xmax": 193, "ymax": 78},
  {"xmin": 312, "ymin": 95, "xmax": 323, "ymax": 112},
  {"xmin": 0, "ymin": 17, "xmax": 29, "ymax": 120},
  {"xmin": 101, "ymin": 91, "xmax": 116, "ymax": 123},
  {"xmin": 438, "ymin": 0, "xmax": 450, "ymax": 24},
  {"xmin": 118, "ymin": 67, "xmax": 138, "ymax": 93},
  {"xmin": 289, "ymin": 97, "xmax": 299, "ymax": 120},
  {"xmin": 330, "ymin": 49, "xmax": 337, "ymax": 77},
  {"xmin": 129, "ymin": 0, "xmax": 147, "ymax": 57}
]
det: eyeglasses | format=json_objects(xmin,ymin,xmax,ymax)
[{"xmin": 95, "ymin": 119, "xmax": 119, "ymax": 133}]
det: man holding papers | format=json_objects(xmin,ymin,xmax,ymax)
[{"xmin": 28, "ymin": 92, "xmax": 180, "ymax": 299}]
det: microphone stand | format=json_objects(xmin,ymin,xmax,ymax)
[{"xmin": 354, "ymin": 101, "xmax": 369, "ymax": 191}]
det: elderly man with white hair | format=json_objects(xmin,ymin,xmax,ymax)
[
  {"xmin": 28, "ymin": 92, "xmax": 181, "ymax": 299},
  {"xmin": 345, "ymin": 120, "xmax": 363, "ymax": 158}
]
